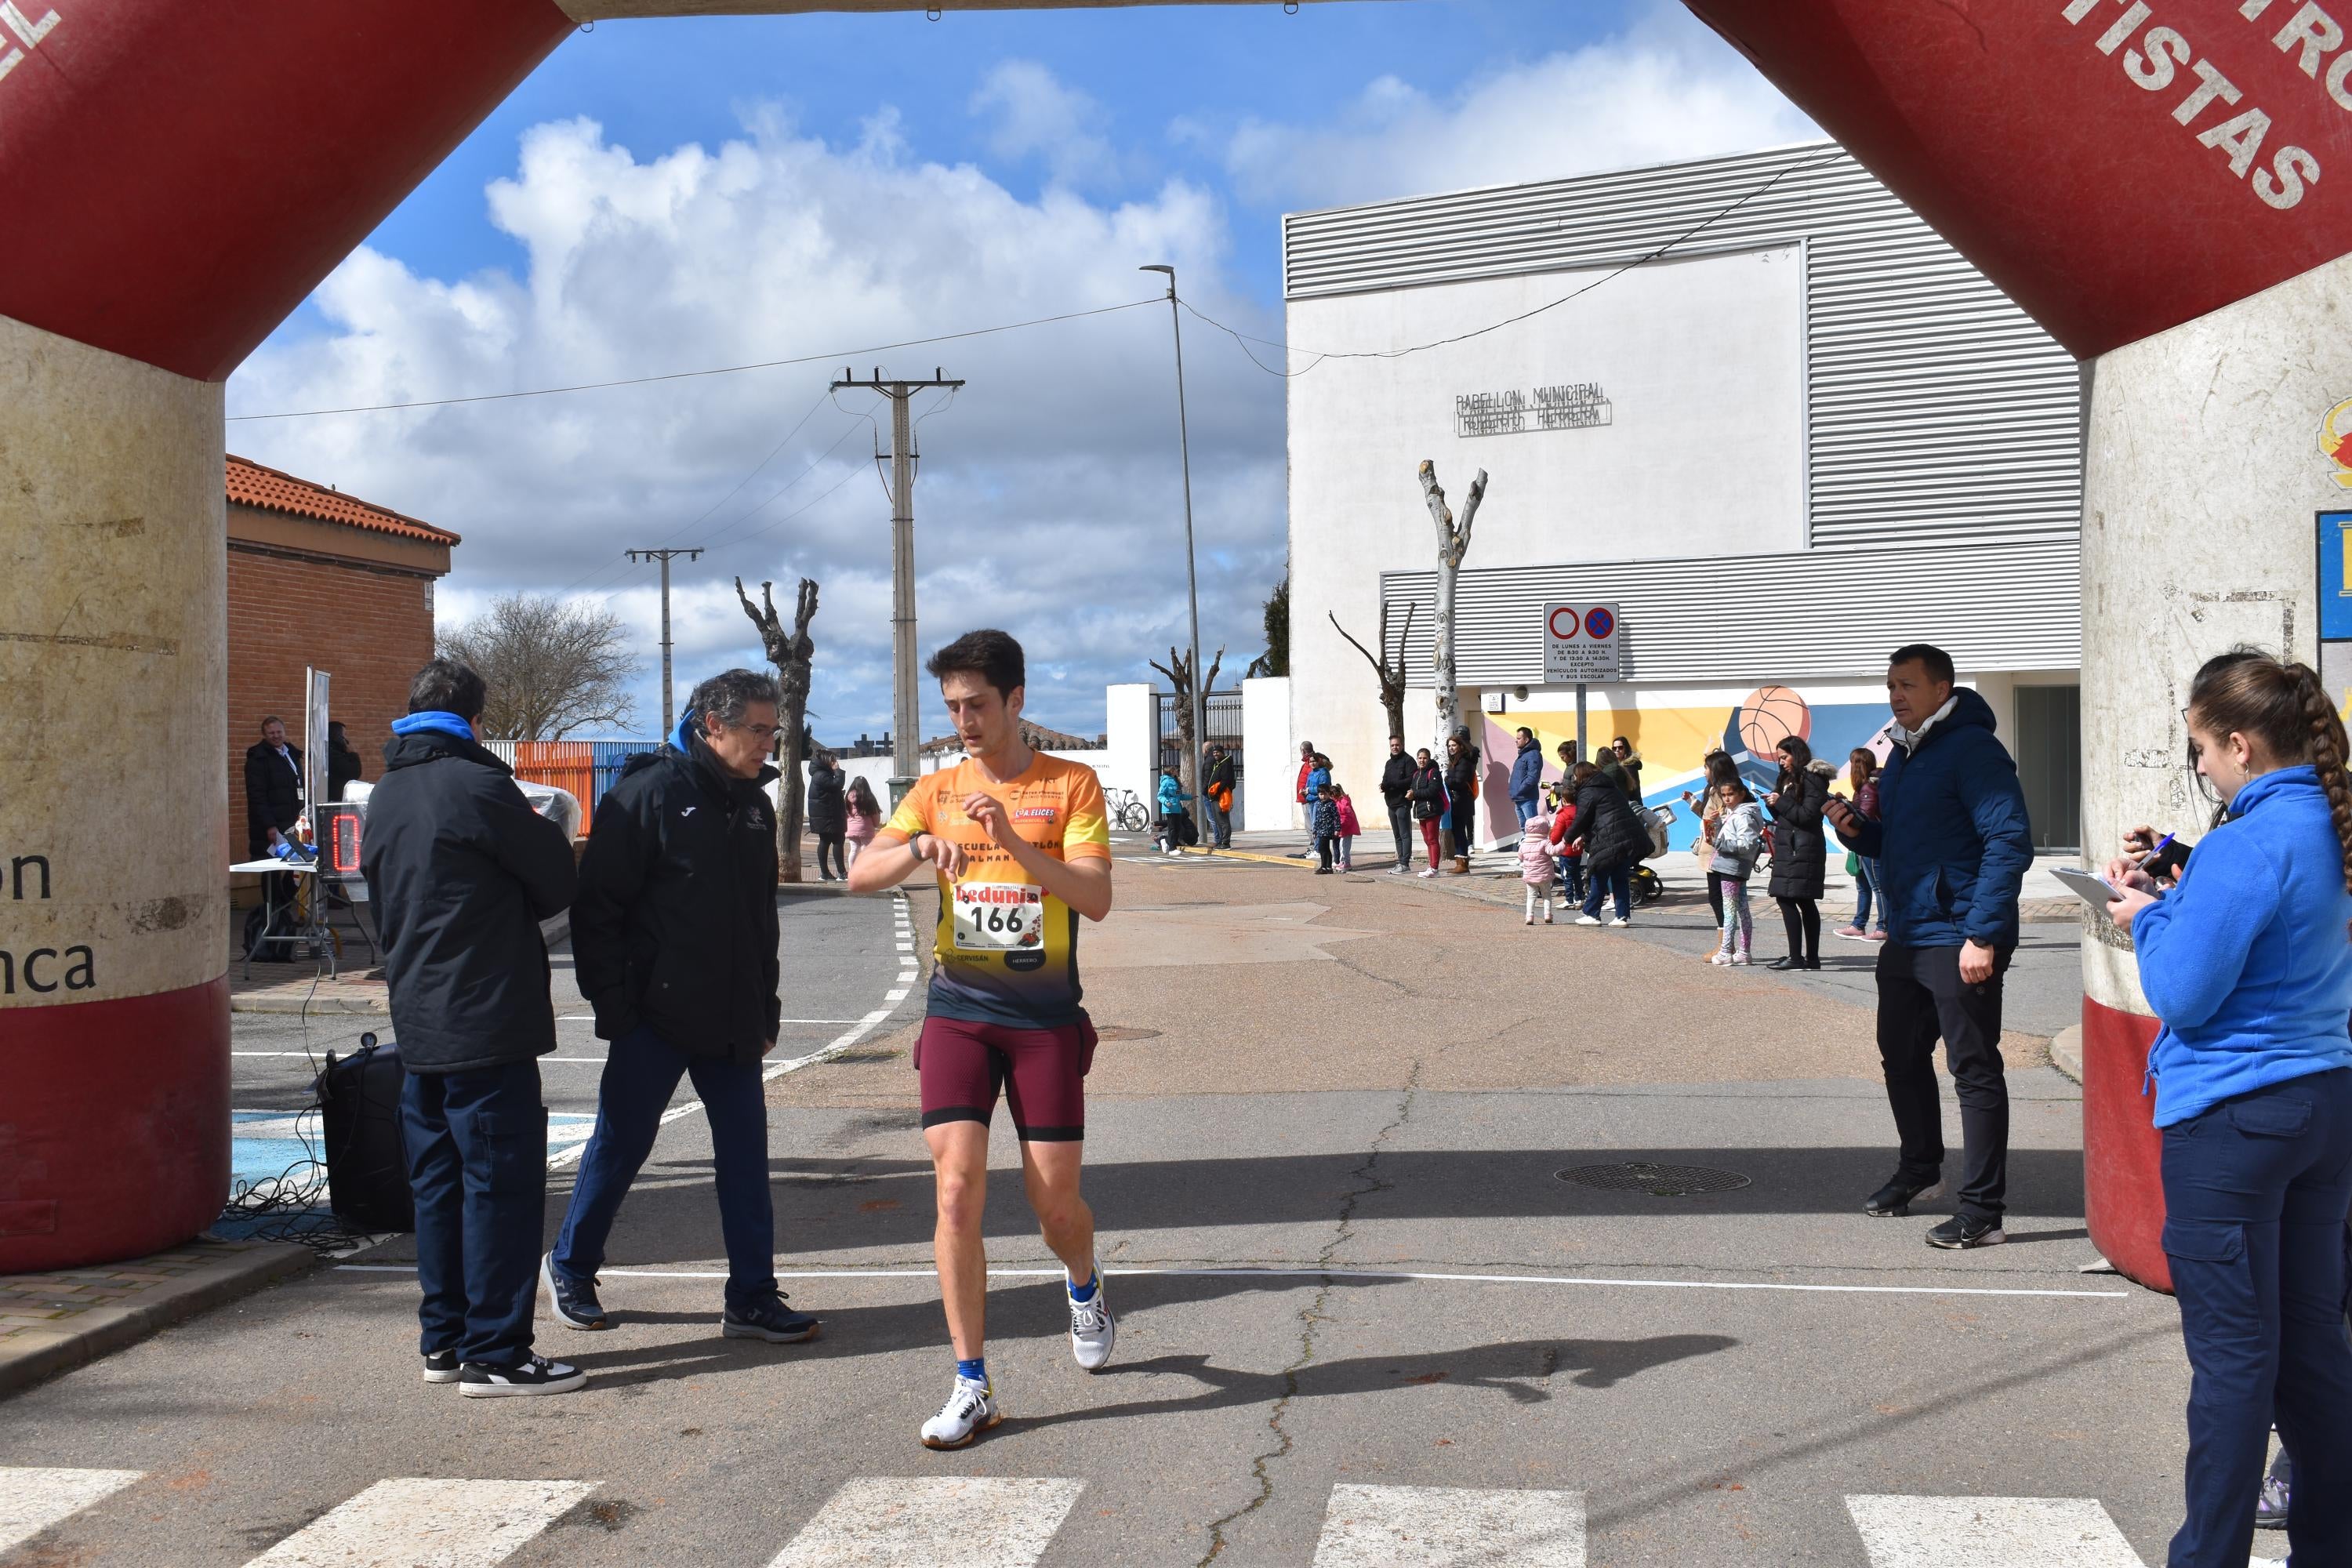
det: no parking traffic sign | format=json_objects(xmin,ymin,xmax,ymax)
[{"xmin": 1544, "ymin": 601, "xmax": 1620, "ymax": 681}]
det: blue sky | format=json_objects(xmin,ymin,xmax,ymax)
[{"xmin": 229, "ymin": 0, "xmax": 1810, "ymax": 742}]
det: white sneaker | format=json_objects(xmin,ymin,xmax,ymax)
[
  {"xmin": 1417, "ymin": 869, "xmax": 1436, "ymax": 878},
  {"xmin": 1609, "ymin": 916, "xmax": 1631, "ymax": 927},
  {"xmin": 1524, "ymin": 916, "xmax": 1534, "ymax": 926},
  {"xmin": 1573, "ymin": 914, "xmax": 1602, "ymax": 926},
  {"xmin": 920, "ymin": 1374, "xmax": 1001, "ymax": 1450},
  {"xmin": 1068, "ymin": 1267, "xmax": 1115, "ymax": 1370},
  {"xmin": 1708, "ymin": 951, "xmax": 1731, "ymax": 965}
]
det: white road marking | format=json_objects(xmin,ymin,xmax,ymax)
[
  {"xmin": 0, "ymin": 1468, "xmax": 143, "ymax": 1555},
  {"xmin": 241, "ymin": 1478, "xmax": 593, "ymax": 1568},
  {"xmin": 1313, "ymin": 1483, "xmax": 1584, "ymax": 1567},
  {"xmin": 336, "ymin": 1264, "xmax": 2127, "ymax": 1300},
  {"xmin": 768, "ymin": 1476, "xmax": 1083, "ymax": 1568},
  {"xmin": 885, "ymin": 989, "xmax": 909, "ymax": 1002},
  {"xmin": 1845, "ymin": 1495, "xmax": 2142, "ymax": 1567}
]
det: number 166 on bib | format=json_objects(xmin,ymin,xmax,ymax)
[{"xmin": 953, "ymin": 882, "xmax": 1044, "ymax": 949}]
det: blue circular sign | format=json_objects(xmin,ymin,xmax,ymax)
[{"xmin": 1583, "ymin": 606, "xmax": 1615, "ymax": 641}]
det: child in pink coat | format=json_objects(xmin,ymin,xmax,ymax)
[
  {"xmin": 1333, "ymin": 785, "xmax": 1363, "ymax": 873},
  {"xmin": 1519, "ymin": 830, "xmax": 1557, "ymax": 924}
]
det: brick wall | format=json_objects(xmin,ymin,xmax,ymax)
[{"xmin": 225, "ymin": 546, "xmax": 436, "ymax": 855}]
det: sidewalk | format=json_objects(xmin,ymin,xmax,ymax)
[
  {"xmin": 1183, "ymin": 828, "xmax": 2084, "ymax": 923},
  {"xmin": 229, "ymin": 910, "xmax": 572, "ymax": 1013},
  {"xmin": 0, "ymin": 1237, "xmax": 314, "ymax": 1396}
]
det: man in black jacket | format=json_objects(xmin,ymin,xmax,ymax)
[
  {"xmin": 1379, "ymin": 734, "xmax": 1416, "ymax": 873},
  {"xmin": 361, "ymin": 659, "xmax": 583, "ymax": 1396},
  {"xmin": 243, "ymin": 714, "xmax": 304, "ymax": 858},
  {"xmin": 1203, "ymin": 742, "xmax": 1237, "ymax": 848},
  {"xmin": 545, "ymin": 668, "xmax": 818, "ymax": 1346}
]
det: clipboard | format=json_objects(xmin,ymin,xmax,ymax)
[{"xmin": 2051, "ymin": 866, "xmax": 2120, "ymax": 909}]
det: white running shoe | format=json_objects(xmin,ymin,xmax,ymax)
[
  {"xmin": 920, "ymin": 1374, "xmax": 1001, "ymax": 1450},
  {"xmin": 1068, "ymin": 1267, "xmax": 1115, "ymax": 1370},
  {"xmin": 1573, "ymin": 914, "xmax": 1602, "ymax": 926},
  {"xmin": 1608, "ymin": 916, "xmax": 1632, "ymax": 927},
  {"xmin": 1417, "ymin": 868, "xmax": 1437, "ymax": 878},
  {"xmin": 1708, "ymin": 950, "xmax": 1732, "ymax": 965}
]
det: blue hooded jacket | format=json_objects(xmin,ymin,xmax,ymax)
[
  {"xmin": 2132, "ymin": 766, "xmax": 2352, "ymax": 1127},
  {"xmin": 1508, "ymin": 737, "xmax": 1544, "ymax": 804},
  {"xmin": 1831, "ymin": 687, "xmax": 2032, "ymax": 948},
  {"xmin": 1156, "ymin": 773, "xmax": 1189, "ymax": 815}
]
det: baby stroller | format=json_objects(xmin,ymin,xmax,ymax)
[{"xmin": 1629, "ymin": 802, "xmax": 1677, "ymax": 906}]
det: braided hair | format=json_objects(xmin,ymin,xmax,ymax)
[{"xmin": 2186, "ymin": 648, "xmax": 2352, "ymax": 897}]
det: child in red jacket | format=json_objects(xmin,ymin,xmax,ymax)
[
  {"xmin": 1546, "ymin": 786, "xmax": 1585, "ymax": 905},
  {"xmin": 1333, "ymin": 784, "xmax": 1363, "ymax": 873}
]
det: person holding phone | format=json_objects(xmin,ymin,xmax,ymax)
[
  {"xmin": 2101, "ymin": 649, "xmax": 2352, "ymax": 1568},
  {"xmin": 1826, "ymin": 644, "xmax": 2033, "ymax": 1249}
]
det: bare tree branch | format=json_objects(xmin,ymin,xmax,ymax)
[
  {"xmin": 436, "ymin": 593, "xmax": 640, "ymax": 741},
  {"xmin": 1417, "ymin": 460, "xmax": 1488, "ymax": 754},
  {"xmin": 735, "ymin": 574, "xmax": 820, "ymax": 882}
]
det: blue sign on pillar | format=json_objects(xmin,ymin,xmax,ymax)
[{"xmin": 2321, "ymin": 511, "xmax": 2352, "ymax": 641}]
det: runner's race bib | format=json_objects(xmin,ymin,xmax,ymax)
[{"xmin": 952, "ymin": 882, "xmax": 1045, "ymax": 951}]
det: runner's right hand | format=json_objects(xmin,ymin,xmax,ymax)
[{"xmin": 917, "ymin": 831, "xmax": 965, "ymax": 879}]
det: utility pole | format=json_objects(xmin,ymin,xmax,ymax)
[
  {"xmin": 830, "ymin": 366, "xmax": 964, "ymax": 803},
  {"xmin": 626, "ymin": 546, "xmax": 702, "ymax": 736},
  {"xmin": 1140, "ymin": 264, "xmax": 1207, "ymax": 841}
]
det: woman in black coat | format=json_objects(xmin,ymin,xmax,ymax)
[
  {"xmin": 1563, "ymin": 760, "xmax": 1647, "ymax": 925},
  {"xmin": 1764, "ymin": 736, "xmax": 1835, "ymax": 969},
  {"xmin": 1407, "ymin": 747, "xmax": 1448, "ymax": 877},
  {"xmin": 1443, "ymin": 729, "xmax": 1481, "ymax": 873},
  {"xmin": 806, "ymin": 751, "xmax": 848, "ymax": 881}
]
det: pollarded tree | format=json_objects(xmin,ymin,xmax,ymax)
[{"xmin": 436, "ymin": 593, "xmax": 638, "ymax": 741}]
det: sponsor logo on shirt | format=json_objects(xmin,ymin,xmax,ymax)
[{"xmin": 1013, "ymin": 806, "xmax": 1058, "ymax": 822}]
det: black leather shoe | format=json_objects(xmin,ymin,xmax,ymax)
[
  {"xmin": 1864, "ymin": 1173, "xmax": 1944, "ymax": 1217},
  {"xmin": 1766, "ymin": 956, "xmax": 1802, "ymax": 971},
  {"xmin": 1926, "ymin": 1212, "xmax": 2006, "ymax": 1250}
]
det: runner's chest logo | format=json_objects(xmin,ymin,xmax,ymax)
[{"xmin": 1012, "ymin": 806, "xmax": 1058, "ymax": 823}]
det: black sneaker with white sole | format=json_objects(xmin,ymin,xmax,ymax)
[
  {"xmin": 1925, "ymin": 1213, "xmax": 2005, "ymax": 1250},
  {"xmin": 1864, "ymin": 1173, "xmax": 1944, "ymax": 1218},
  {"xmin": 542, "ymin": 1251, "xmax": 608, "ymax": 1330},
  {"xmin": 422, "ymin": 1349, "xmax": 460, "ymax": 1385},
  {"xmin": 721, "ymin": 1294, "xmax": 820, "ymax": 1343},
  {"xmin": 458, "ymin": 1354, "xmax": 587, "ymax": 1398}
]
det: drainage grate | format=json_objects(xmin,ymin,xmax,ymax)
[{"xmin": 1556, "ymin": 1162, "xmax": 1752, "ymax": 1196}]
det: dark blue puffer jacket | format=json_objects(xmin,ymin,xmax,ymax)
[
  {"xmin": 1508, "ymin": 739, "xmax": 1544, "ymax": 803},
  {"xmin": 1831, "ymin": 687, "xmax": 2033, "ymax": 949}
]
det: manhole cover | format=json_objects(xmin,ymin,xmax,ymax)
[
  {"xmin": 1093, "ymin": 1026, "xmax": 1162, "ymax": 1041},
  {"xmin": 1556, "ymin": 1162, "xmax": 1752, "ymax": 1196}
]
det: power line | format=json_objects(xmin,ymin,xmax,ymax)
[
  {"xmin": 225, "ymin": 297, "xmax": 1159, "ymax": 420},
  {"xmin": 1182, "ymin": 145, "xmax": 1846, "ymax": 376}
]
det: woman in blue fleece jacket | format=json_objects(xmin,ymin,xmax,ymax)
[{"xmin": 2105, "ymin": 649, "xmax": 2352, "ymax": 1568}]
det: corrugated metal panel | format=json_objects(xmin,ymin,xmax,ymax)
[
  {"xmin": 1380, "ymin": 536, "xmax": 2078, "ymax": 686},
  {"xmin": 1284, "ymin": 143, "xmax": 2081, "ymax": 555}
]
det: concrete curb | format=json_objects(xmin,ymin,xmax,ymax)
[
  {"xmin": 0, "ymin": 1240, "xmax": 317, "ymax": 1398},
  {"xmin": 2049, "ymin": 1023, "xmax": 2084, "ymax": 1085},
  {"xmin": 231, "ymin": 993, "xmax": 387, "ymax": 1015}
]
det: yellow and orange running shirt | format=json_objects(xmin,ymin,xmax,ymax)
[{"xmin": 884, "ymin": 753, "xmax": 1112, "ymax": 1027}]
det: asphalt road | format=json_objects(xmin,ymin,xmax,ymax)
[{"xmin": 0, "ymin": 847, "xmax": 2211, "ymax": 1568}]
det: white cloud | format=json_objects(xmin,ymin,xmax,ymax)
[
  {"xmin": 229, "ymin": 98, "xmax": 1287, "ymax": 741},
  {"xmin": 1219, "ymin": 5, "xmax": 1818, "ymax": 210},
  {"xmin": 970, "ymin": 60, "xmax": 1124, "ymax": 191}
]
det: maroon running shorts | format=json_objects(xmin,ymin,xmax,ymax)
[{"xmin": 915, "ymin": 1014, "xmax": 1098, "ymax": 1141}]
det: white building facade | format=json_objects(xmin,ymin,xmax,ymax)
[{"xmin": 1284, "ymin": 143, "xmax": 2083, "ymax": 852}]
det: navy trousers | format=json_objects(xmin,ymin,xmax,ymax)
[
  {"xmin": 552, "ymin": 1023, "xmax": 777, "ymax": 1309},
  {"xmin": 401, "ymin": 1058, "xmax": 548, "ymax": 1369},
  {"xmin": 1876, "ymin": 942, "xmax": 2010, "ymax": 1219},
  {"xmin": 2162, "ymin": 1069, "xmax": 2352, "ymax": 1568}
]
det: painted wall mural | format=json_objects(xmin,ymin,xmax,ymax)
[{"xmin": 1475, "ymin": 685, "xmax": 1896, "ymax": 849}]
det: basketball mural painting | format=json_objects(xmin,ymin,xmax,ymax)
[{"xmin": 1473, "ymin": 684, "xmax": 1893, "ymax": 847}]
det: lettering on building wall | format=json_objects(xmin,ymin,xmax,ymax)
[
  {"xmin": 2061, "ymin": 0, "xmax": 2344, "ymax": 211},
  {"xmin": 1454, "ymin": 383, "xmax": 1613, "ymax": 439},
  {"xmin": 1, "ymin": 848, "xmax": 97, "ymax": 996}
]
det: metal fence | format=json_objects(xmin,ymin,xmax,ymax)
[
  {"xmin": 478, "ymin": 737, "xmax": 662, "ymax": 835},
  {"xmin": 1153, "ymin": 691, "xmax": 1245, "ymax": 789}
]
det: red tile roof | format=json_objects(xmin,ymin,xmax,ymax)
[{"xmin": 226, "ymin": 455, "xmax": 460, "ymax": 546}]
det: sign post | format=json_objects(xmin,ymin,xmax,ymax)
[{"xmin": 1545, "ymin": 603, "xmax": 1621, "ymax": 760}]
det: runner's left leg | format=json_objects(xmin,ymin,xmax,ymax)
[{"xmin": 1021, "ymin": 1141, "xmax": 1095, "ymax": 1283}]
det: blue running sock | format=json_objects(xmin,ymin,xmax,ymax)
[
  {"xmin": 1068, "ymin": 1271, "xmax": 1098, "ymax": 1304},
  {"xmin": 956, "ymin": 1357, "xmax": 987, "ymax": 1384}
]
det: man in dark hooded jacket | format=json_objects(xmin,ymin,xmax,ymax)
[
  {"xmin": 544, "ymin": 668, "xmax": 818, "ymax": 1346},
  {"xmin": 361, "ymin": 658, "xmax": 583, "ymax": 1396},
  {"xmin": 1830, "ymin": 643, "xmax": 2033, "ymax": 1252}
]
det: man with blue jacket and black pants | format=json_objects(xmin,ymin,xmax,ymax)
[
  {"xmin": 1828, "ymin": 643, "xmax": 2034, "ymax": 1250},
  {"xmin": 1508, "ymin": 726, "xmax": 1544, "ymax": 830}
]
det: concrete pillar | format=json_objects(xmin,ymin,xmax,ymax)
[
  {"xmin": 1240, "ymin": 677, "xmax": 1293, "ymax": 834},
  {"xmin": 0, "ymin": 315, "xmax": 230, "ymax": 1270},
  {"xmin": 1102, "ymin": 683, "xmax": 1158, "ymax": 824},
  {"xmin": 2075, "ymin": 255, "xmax": 2352, "ymax": 1288}
]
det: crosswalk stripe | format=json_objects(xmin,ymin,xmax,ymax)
[
  {"xmin": 241, "ymin": 1478, "xmax": 594, "ymax": 1568},
  {"xmin": 1845, "ymin": 1494, "xmax": 2143, "ymax": 1567},
  {"xmin": 0, "ymin": 1467, "xmax": 144, "ymax": 1555},
  {"xmin": 1312, "ymin": 1484, "xmax": 1585, "ymax": 1567},
  {"xmin": 768, "ymin": 1476, "xmax": 1084, "ymax": 1567}
]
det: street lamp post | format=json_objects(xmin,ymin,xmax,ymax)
[{"xmin": 1141, "ymin": 263, "xmax": 1207, "ymax": 845}]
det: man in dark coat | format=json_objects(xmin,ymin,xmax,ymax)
[
  {"xmin": 1508, "ymin": 726, "xmax": 1544, "ymax": 830},
  {"xmin": 1203, "ymin": 742, "xmax": 1237, "ymax": 848},
  {"xmin": 1829, "ymin": 643, "xmax": 2034, "ymax": 1251},
  {"xmin": 545, "ymin": 668, "xmax": 818, "ymax": 1346},
  {"xmin": 807, "ymin": 750, "xmax": 848, "ymax": 880},
  {"xmin": 242, "ymin": 714, "xmax": 304, "ymax": 857},
  {"xmin": 325, "ymin": 720, "xmax": 365, "ymax": 802},
  {"xmin": 1379, "ymin": 734, "xmax": 1417, "ymax": 873},
  {"xmin": 361, "ymin": 659, "xmax": 583, "ymax": 1396}
]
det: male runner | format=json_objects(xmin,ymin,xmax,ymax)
[{"xmin": 846, "ymin": 628, "xmax": 1116, "ymax": 1449}]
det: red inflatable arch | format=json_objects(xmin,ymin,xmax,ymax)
[{"xmin": 9, "ymin": 0, "xmax": 2352, "ymax": 1279}]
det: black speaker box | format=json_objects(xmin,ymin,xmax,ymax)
[{"xmin": 316, "ymin": 1036, "xmax": 415, "ymax": 1232}]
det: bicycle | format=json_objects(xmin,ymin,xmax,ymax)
[{"xmin": 1102, "ymin": 786, "xmax": 1152, "ymax": 834}]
